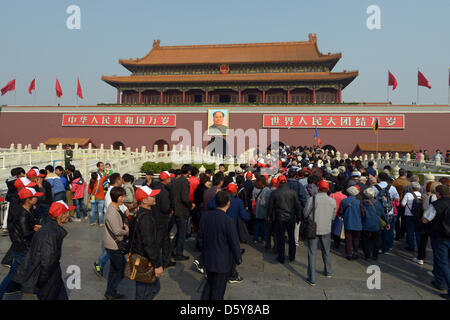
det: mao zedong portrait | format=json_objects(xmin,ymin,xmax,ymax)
[{"xmin": 208, "ymin": 110, "xmax": 229, "ymax": 135}]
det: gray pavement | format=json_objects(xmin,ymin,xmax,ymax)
[{"xmin": 0, "ymin": 220, "xmax": 446, "ymax": 300}]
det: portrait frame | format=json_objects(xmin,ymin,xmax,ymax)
[{"xmin": 207, "ymin": 108, "xmax": 230, "ymax": 136}]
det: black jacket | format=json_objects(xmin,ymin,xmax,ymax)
[
  {"xmin": 36, "ymin": 180, "xmax": 53, "ymax": 205},
  {"xmin": 9, "ymin": 206, "xmax": 37, "ymax": 252},
  {"xmin": 197, "ymin": 209, "xmax": 242, "ymax": 273},
  {"xmin": 151, "ymin": 181, "xmax": 173, "ymax": 227},
  {"xmin": 131, "ymin": 207, "xmax": 162, "ymax": 269},
  {"xmin": 430, "ymin": 197, "xmax": 450, "ymax": 240},
  {"xmin": 268, "ymin": 183, "xmax": 303, "ymax": 224},
  {"xmin": 5, "ymin": 177, "xmax": 20, "ymax": 226},
  {"xmin": 170, "ymin": 175, "xmax": 192, "ymax": 218},
  {"xmin": 12, "ymin": 219, "xmax": 68, "ymax": 299},
  {"xmin": 243, "ymin": 180, "xmax": 254, "ymax": 210}
]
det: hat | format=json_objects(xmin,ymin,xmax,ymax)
[
  {"xmin": 49, "ymin": 200, "xmax": 75, "ymax": 218},
  {"xmin": 18, "ymin": 187, "xmax": 44, "ymax": 199},
  {"xmin": 14, "ymin": 177, "xmax": 36, "ymax": 190},
  {"xmin": 235, "ymin": 167, "xmax": 243, "ymax": 174},
  {"xmin": 347, "ymin": 186, "xmax": 360, "ymax": 196},
  {"xmin": 26, "ymin": 168, "xmax": 45, "ymax": 178},
  {"xmin": 338, "ymin": 166, "xmax": 346, "ymax": 174},
  {"xmin": 278, "ymin": 175, "xmax": 287, "ymax": 183},
  {"xmin": 246, "ymin": 172, "xmax": 253, "ymax": 180},
  {"xmin": 351, "ymin": 170, "xmax": 361, "ymax": 177},
  {"xmin": 331, "ymin": 168, "xmax": 339, "ymax": 177},
  {"xmin": 363, "ymin": 188, "xmax": 376, "ymax": 199},
  {"xmin": 271, "ymin": 177, "xmax": 279, "ymax": 185},
  {"xmin": 318, "ymin": 180, "xmax": 329, "ymax": 192},
  {"xmin": 159, "ymin": 171, "xmax": 175, "ymax": 181},
  {"xmin": 135, "ymin": 186, "xmax": 161, "ymax": 202},
  {"xmin": 226, "ymin": 183, "xmax": 238, "ymax": 193}
]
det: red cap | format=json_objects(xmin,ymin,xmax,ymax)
[
  {"xmin": 278, "ymin": 175, "xmax": 287, "ymax": 183},
  {"xmin": 26, "ymin": 168, "xmax": 45, "ymax": 178},
  {"xmin": 0, "ymin": 197, "xmax": 4, "ymax": 202},
  {"xmin": 135, "ymin": 186, "xmax": 161, "ymax": 202},
  {"xmin": 14, "ymin": 177, "xmax": 37, "ymax": 190},
  {"xmin": 226, "ymin": 183, "xmax": 238, "ymax": 193},
  {"xmin": 271, "ymin": 177, "xmax": 279, "ymax": 185},
  {"xmin": 318, "ymin": 180, "xmax": 329, "ymax": 192},
  {"xmin": 49, "ymin": 200, "xmax": 75, "ymax": 218},
  {"xmin": 159, "ymin": 171, "xmax": 175, "ymax": 181},
  {"xmin": 245, "ymin": 172, "xmax": 253, "ymax": 179},
  {"xmin": 18, "ymin": 187, "xmax": 44, "ymax": 199}
]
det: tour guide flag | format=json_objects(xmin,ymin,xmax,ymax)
[
  {"xmin": 314, "ymin": 127, "xmax": 318, "ymax": 139},
  {"xmin": 77, "ymin": 77, "xmax": 83, "ymax": 99},
  {"xmin": 56, "ymin": 78, "xmax": 63, "ymax": 98},
  {"xmin": 1, "ymin": 79, "xmax": 16, "ymax": 96},
  {"xmin": 388, "ymin": 71, "xmax": 398, "ymax": 90},
  {"xmin": 28, "ymin": 78, "xmax": 36, "ymax": 95},
  {"xmin": 373, "ymin": 119, "xmax": 379, "ymax": 134},
  {"xmin": 418, "ymin": 70, "xmax": 431, "ymax": 89}
]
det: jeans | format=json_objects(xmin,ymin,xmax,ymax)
[
  {"xmin": 90, "ymin": 200, "xmax": 105, "ymax": 224},
  {"xmin": 275, "ymin": 220, "xmax": 296, "ymax": 262},
  {"xmin": 105, "ymin": 249, "xmax": 125, "ymax": 297},
  {"xmin": 306, "ymin": 233, "xmax": 332, "ymax": 283},
  {"xmin": 98, "ymin": 249, "xmax": 109, "ymax": 270},
  {"xmin": 73, "ymin": 198, "xmax": 87, "ymax": 219},
  {"xmin": 380, "ymin": 215, "xmax": 396, "ymax": 253},
  {"xmin": 253, "ymin": 219, "xmax": 267, "ymax": 242},
  {"xmin": 35, "ymin": 203, "xmax": 50, "ymax": 224},
  {"xmin": 135, "ymin": 278, "xmax": 160, "ymax": 300},
  {"xmin": 433, "ymin": 239, "xmax": 450, "ymax": 294},
  {"xmin": 0, "ymin": 250, "xmax": 27, "ymax": 299},
  {"xmin": 405, "ymin": 216, "xmax": 421, "ymax": 251}
]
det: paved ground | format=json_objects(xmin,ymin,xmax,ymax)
[{"xmin": 0, "ymin": 220, "xmax": 446, "ymax": 300}]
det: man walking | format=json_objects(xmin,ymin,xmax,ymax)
[
  {"xmin": 267, "ymin": 175, "xmax": 303, "ymax": 264},
  {"xmin": 303, "ymin": 180, "xmax": 336, "ymax": 286},
  {"xmin": 170, "ymin": 164, "xmax": 195, "ymax": 260},
  {"xmin": 198, "ymin": 191, "xmax": 242, "ymax": 300}
]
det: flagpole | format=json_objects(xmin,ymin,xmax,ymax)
[
  {"xmin": 387, "ymin": 70, "xmax": 389, "ymax": 102},
  {"xmin": 417, "ymin": 68, "xmax": 419, "ymax": 105}
]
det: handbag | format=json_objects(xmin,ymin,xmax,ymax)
[
  {"xmin": 105, "ymin": 211, "xmax": 130, "ymax": 255},
  {"xmin": 124, "ymin": 212, "xmax": 157, "ymax": 283},
  {"xmin": 299, "ymin": 196, "xmax": 317, "ymax": 240},
  {"xmin": 369, "ymin": 202, "xmax": 387, "ymax": 230},
  {"xmin": 331, "ymin": 217, "xmax": 343, "ymax": 237}
]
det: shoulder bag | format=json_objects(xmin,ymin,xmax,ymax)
[
  {"xmin": 299, "ymin": 195, "xmax": 317, "ymax": 240},
  {"xmin": 369, "ymin": 202, "xmax": 387, "ymax": 230},
  {"xmin": 124, "ymin": 212, "xmax": 157, "ymax": 283}
]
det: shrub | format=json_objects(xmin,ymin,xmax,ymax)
[{"xmin": 140, "ymin": 162, "xmax": 172, "ymax": 174}]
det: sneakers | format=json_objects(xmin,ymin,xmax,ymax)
[
  {"xmin": 306, "ymin": 279, "xmax": 316, "ymax": 287},
  {"xmin": 325, "ymin": 274, "xmax": 332, "ymax": 279},
  {"xmin": 93, "ymin": 262, "xmax": 103, "ymax": 278},
  {"xmin": 104, "ymin": 293, "xmax": 124, "ymax": 300},
  {"xmin": 90, "ymin": 223, "xmax": 96, "ymax": 226},
  {"xmin": 84, "ymin": 216, "xmax": 89, "ymax": 220},
  {"xmin": 99, "ymin": 224, "xmax": 105, "ymax": 228},
  {"xmin": 228, "ymin": 276, "xmax": 243, "ymax": 284},
  {"xmin": 427, "ymin": 271, "xmax": 434, "ymax": 277},
  {"xmin": 193, "ymin": 260, "xmax": 204, "ymax": 274},
  {"xmin": 72, "ymin": 218, "xmax": 81, "ymax": 222},
  {"xmin": 412, "ymin": 257, "xmax": 424, "ymax": 265}
]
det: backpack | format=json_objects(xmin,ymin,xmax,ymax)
[
  {"xmin": 408, "ymin": 192, "xmax": 424, "ymax": 223},
  {"xmin": 375, "ymin": 185, "xmax": 393, "ymax": 214}
]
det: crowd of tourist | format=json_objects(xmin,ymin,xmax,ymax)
[{"xmin": 0, "ymin": 145, "xmax": 449, "ymax": 300}]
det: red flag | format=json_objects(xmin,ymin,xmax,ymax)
[
  {"xmin": 76, "ymin": 77, "xmax": 83, "ymax": 99},
  {"xmin": 317, "ymin": 137, "xmax": 322, "ymax": 145},
  {"xmin": 418, "ymin": 70, "xmax": 431, "ymax": 89},
  {"xmin": 388, "ymin": 71, "xmax": 397, "ymax": 90},
  {"xmin": 1, "ymin": 79, "xmax": 16, "ymax": 96},
  {"xmin": 28, "ymin": 78, "xmax": 36, "ymax": 95},
  {"xmin": 56, "ymin": 78, "xmax": 63, "ymax": 98}
]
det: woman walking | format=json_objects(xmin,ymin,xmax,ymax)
[{"xmin": 88, "ymin": 172, "xmax": 107, "ymax": 227}]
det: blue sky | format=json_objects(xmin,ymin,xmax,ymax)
[{"xmin": 0, "ymin": 0, "xmax": 449, "ymax": 106}]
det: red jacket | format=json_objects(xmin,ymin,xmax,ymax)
[{"xmin": 188, "ymin": 176, "xmax": 200, "ymax": 204}]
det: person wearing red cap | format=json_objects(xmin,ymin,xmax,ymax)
[
  {"xmin": 302, "ymin": 180, "xmax": 337, "ymax": 286},
  {"xmin": 11, "ymin": 200, "xmax": 73, "ymax": 300},
  {"xmin": 0, "ymin": 187, "xmax": 43, "ymax": 299},
  {"xmin": 267, "ymin": 174, "xmax": 303, "ymax": 264},
  {"xmin": 243, "ymin": 171, "xmax": 255, "ymax": 212},
  {"xmin": 131, "ymin": 186, "xmax": 163, "ymax": 300}
]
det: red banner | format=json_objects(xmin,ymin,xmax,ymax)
[
  {"xmin": 62, "ymin": 114, "xmax": 176, "ymax": 127},
  {"xmin": 263, "ymin": 114, "xmax": 404, "ymax": 129}
]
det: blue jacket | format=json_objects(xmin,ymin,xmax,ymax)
[
  {"xmin": 341, "ymin": 196, "xmax": 362, "ymax": 231},
  {"xmin": 45, "ymin": 174, "xmax": 66, "ymax": 197},
  {"xmin": 361, "ymin": 199, "xmax": 387, "ymax": 232},
  {"xmin": 197, "ymin": 209, "xmax": 242, "ymax": 273},
  {"xmin": 208, "ymin": 193, "xmax": 249, "ymax": 231},
  {"xmin": 287, "ymin": 179, "xmax": 307, "ymax": 207}
]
